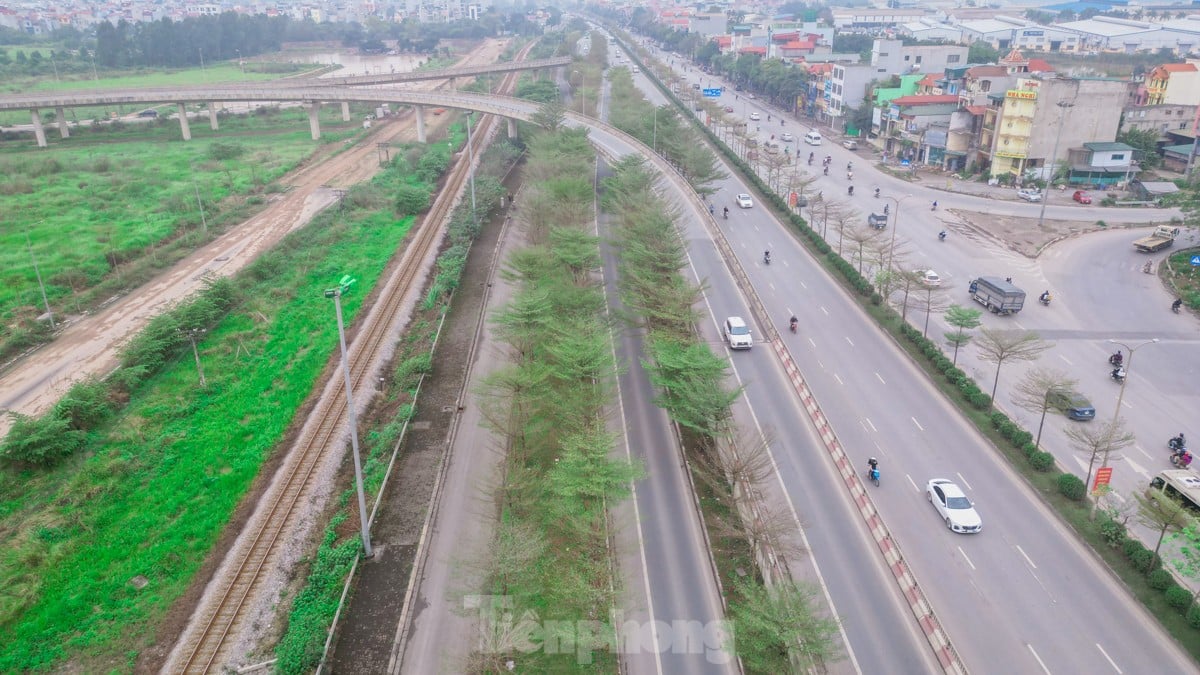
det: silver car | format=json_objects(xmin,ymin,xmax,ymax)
[{"xmin": 927, "ymin": 479, "xmax": 982, "ymax": 533}]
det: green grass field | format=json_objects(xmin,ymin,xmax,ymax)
[
  {"xmin": 0, "ymin": 61, "xmax": 312, "ymax": 95},
  {"xmin": 0, "ymin": 193, "xmax": 415, "ymax": 673}
]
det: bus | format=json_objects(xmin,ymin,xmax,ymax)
[{"xmin": 1149, "ymin": 470, "xmax": 1200, "ymax": 516}]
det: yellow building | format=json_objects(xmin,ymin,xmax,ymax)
[{"xmin": 990, "ymin": 87, "xmax": 1037, "ymax": 178}]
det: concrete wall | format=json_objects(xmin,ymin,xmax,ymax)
[
  {"xmin": 1029, "ymin": 78, "xmax": 1126, "ymax": 168},
  {"xmin": 1121, "ymin": 103, "xmax": 1197, "ymax": 136}
]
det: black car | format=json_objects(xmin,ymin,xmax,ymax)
[{"xmin": 1048, "ymin": 390, "xmax": 1095, "ymax": 421}]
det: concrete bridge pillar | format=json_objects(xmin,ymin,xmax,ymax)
[
  {"xmin": 341, "ymin": 101, "xmax": 351, "ymax": 122},
  {"xmin": 507, "ymin": 118, "xmax": 518, "ymax": 140},
  {"xmin": 177, "ymin": 103, "xmax": 192, "ymax": 141},
  {"xmin": 30, "ymin": 109, "xmax": 47, "ymax": 148},
  {"xmin": 207, "ymin": 101, "xmax": 220, "ymax": 130},
  {"xmin": 308, "ymin": 101, "xmax": 322, "ymax": 140},
  {"xmin": 55, "ymin": 106, "xmax": 69, "ymax": 139},
  {"xmin": 415, "ymin": 106, "xmax": 427, "ymax": 143}
]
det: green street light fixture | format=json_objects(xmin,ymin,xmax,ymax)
[{"xmin": 324, "ymin": 275, "xmax": 373, "ymax": 557}]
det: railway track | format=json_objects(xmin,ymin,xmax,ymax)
[{"xmin": 171, "ymin": 44, "xmax": 533, "ymax": 673}]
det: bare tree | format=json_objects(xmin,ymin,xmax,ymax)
[
  {"xmin": 840, "ymin": 219, "xmax": 878, "ymax": 270},
  {"xmin": 975, "ymin": 328, "xmax": 1051, "ymax": 407},
  {"xmin": 1136, "ymin": 487, "xmax": 1192, "ymax": 561},
  {"xmin": 1065, "ymin": 419, "xmax": 1134, "ymax": 496},
  {"xmin": 908, "ymin": 283, "xmax": 951, "ymax": 337},
  {"xmin": 1011, "ymin": 367, "xmax": 1078, "ymax": 449}
]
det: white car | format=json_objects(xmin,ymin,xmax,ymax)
[
  {"xmin": 780, "ymin": 132, "xmax": 795, "ymax": 142},
  {"xmin": 748, "ymin": 112, "xmax": 761, "ymax": 121},
  {"xmin": 918, "ymin": 270, "xmax": 942, "ymax": 286},
  {"xmin": 735, "ymin": 193, "xmax": 753, "ymax": 208},
  {"xmin": 1017, "ymin": 188, "xmax": 1042, "ymax": 202},
  {"xmin": 927, "ymin": 479, "xmax": 982, "ymax": 533},
  {"xmin": 724, "ymin": 316, "xmax": 753, "ymax": 349}
]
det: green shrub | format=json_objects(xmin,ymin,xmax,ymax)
[
  {"xmin": 54, "ymin": 376, "xmax": 115, "ymax": 431},
  {"xmin": 1022, "ymin": 442, "xmax": 1038, "ymax": 458},
  {"xmin": 968, "ymin": 392, "xmax": 991, "ymax": 409},
  {"xmin": 0, "ymin": 411, "xmax": 87, "ymax": 466},
  {"xmin": 1098, "ymin": 517, "xmax": 1127, "ymax": 547},
  {"xmin": 990, "ymin": 411, "xmax": 1009, "ymax": 429},
  {"xmin": 1029, "ymin": 451, "xmax": 1055, "ymax": 472},
  {"xmin": 1057, "ymin": 474, "xmax": 1086, "ymax": 501},
  {"xmin": 1148, "ymin": 569, "xmax": 1174, "ymax": 590},
  {"xmin": 1165, "ymin": 585, "xmax": 1193, "ymax": 611},
  {"xmin": 1188, "ymin": 603, "xmax": 1200, "ymax": 629},
  {"xmin": 998, "ymin": 421, "xmax": 1017, "ymax": 440},
  {"xmin": 1124, "ymin": 538, "xmax": 1148, "ymax": 559},
  {"xmin": 1010, "ymin": 430, "xmax": 1033, "ymax": 448},
  {"xmin": 1131, "ymin": 548, "xmax": 1160, "ymax": 574}
]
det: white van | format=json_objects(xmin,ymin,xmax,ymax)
[{"xmin": 804, "ymin": 131, "xmax": 823, "ymax": 146}]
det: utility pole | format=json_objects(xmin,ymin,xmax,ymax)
[
  {"xmin": 25, "ymin": 226, "xmax": 54, "ymax": 329},
  {"xmin": 182, "ymin": 327, "xmax": 207, "ymax": 388},
  {"xmin": 1038, "ymin": 98, "xmax": 1076, "ymax": 228}
]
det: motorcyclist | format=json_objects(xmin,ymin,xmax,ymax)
[
  {"xmin": 1111, "ymin": 366, "xmax": 1126, "ymax": 381},
  {"xmin": 763, "ymin": 250, "xmax": 771, "ymax": 264},
  {"xmin": 847, "ymin": 170, "xmax": 854, "ymax": 181},
  {"xmin": 722, "ymin": 206, "xmax": 729, "ymax": 219},
  {"xmin": 874, "ymin": 187, "xmax": 880, "ymax": 198},
  {"xmin": 1174, "ymin": 298, "xmax": 1184, "ymax": 313},
  {"xmin": 1110, "ymin": 350, "xmax": 1123, "ymax": 366},
  {"xmin": 848, "ymin": 185, "xmax": 854, "ymax": 196},
  {"xmin": 867, "ymin": 457, "xmax": 880, "ymax": 480},
  {"xmin": 823, "ymin": 166, "xmax": 829, "ymax": 176},
  {"xmin": 1040, "ymin": 290, "xmax": 1051, "ymax": 304},
  {"xmin": 931, "ymin": 200, "xmax": 938, "ymax": 211},
  {"xmin": 789, "ymin": 315, "xmax": 798, "ymax": 332},
  {"xmin": 1171, "ymin": 433, "xmax": 1187, "ymax": 452},
  {"xmin": 1182, "ymin": 451, "xmax": 1194, "ymax": 468},
  {"xmin": 847, "ymin": 161, "xmax": 853, "ymax": 171},
  {"xmin": 808, "ymin": 152, "xmax": 814, "ymax": 164},
  {"xmin": 938, "ymin": 230, "xmax": 947, "ymax": 241},
  {"xmin": 883, "ymin": 204, "xmax": 890, "ymax": 215},
  {"xmin": 708, "ymin": 203, "xmax": 715, "ymax": 216}
]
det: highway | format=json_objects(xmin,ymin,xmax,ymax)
[{"xmin": 616, "ymin": 34, "xmax": 1198, "ymax": 673}]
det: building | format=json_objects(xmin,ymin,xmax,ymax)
[
  {"xmin": 830, "ymin": 8, "xmax": 926, "ymax": 30},
  {"xmin": 981, "ymin": 76, "xmax": 1127, "ymax": 179},
  {"xmin": 957, "ymin": 16, "xmax": 1079, "ymax": 52},
  {"xmin": 1145, "ymin": 63, "xmax": 1200, "ymax": 106},
  {"xmin": 1121, "ymin": 104, "xmax": 1197, "ymax": 138},
  {"xmin": 1057, "ymin": 16, "xmax": 1175, "ymax": 53},
  {"xmin": 870, "ymin": 39, "xmax": 968, "ymax": 78},
  {"xmin": 1065, "ymin": 142, "xmax": 1139, "ymax": 186},
  {"xmin": 898, "ymin": 18, "xmax": 963, "ymax": 43},
  {"xmin": 877, "ymin": 94, "xmax": 961, "ymax": 165},
  {"xmin": 827, "ymin": 64, "xmax": 876, "ymax": 126}
]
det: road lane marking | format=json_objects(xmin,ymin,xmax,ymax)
[
  {"xmin": 1096, "ymin": 643, "xmax": 1122, "ymax": 673},
  {"xmin": 1014, "ymin": 320, "xmax": 1027, "ymax": 330},
  {"xmin": 845, "ymin": 336, "xmax": 854, "ymax": 346},
  {"xmin": 864, "ymin": 417, "xmax": 877, "ymax": 432},
  {"xmin": 911, "ymin": 417, "xmax": 924, "ymax": 431},
  {"xmin": 833, "ymin": 373, "xmax": 844, "ymax": 385},
  {"xmin": 820, "ymin": 306, "xmax": 829, "ymax": 316},
  {"xmin": 957, "ymin": 546, "xmax": 976, "ymax": 570},
  {"xmin": 808, "ymin": 338, "xmax": 817, "ymax": 349},
  {"xmin": 799, "ymin": 281, "xmax": 807, "ymax": 289},
  {"xmin": 1059, "ymin": 354, "xmax": 1073, "ymax": 366},
  {"xmin": 1016, "ymin": 545, "xmax": 1038, "ymax": 569},
  {"xmin": 906, "ymin": 474, "xmax": 919, "ymax": 491},
  {"xmin": 1027, "ymin": 644, "xmax": 1052, "ymax": 674},
  {"xmin": 1121, "ymin": 399, "xmax": 1133, "ymax": 410},
  {"xmin": 1135, "ymin": 444, "xmax": 1152, "ymax": 461},
  {"xmin": 1110, "ymin": 491, "xmax": 1126, "ymax": 503},
  {"xmin": 956, "ymin": 472, "xmax": 973, "ymax": 491},
  {"xmin": 874, "ymin": 372, "xmax": 886, "ymax": 384},
  {"xmin": 769, "ymin": 282, "xmax": 777, "ymax": 291},
  {"xmin": 1124, "ymin": 457, "xmax": 1151, "ymax": 480}
]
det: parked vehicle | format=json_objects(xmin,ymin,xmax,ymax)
[
  {"xmin": 967, "ymin": 276, "xmax": 1026, "ymax": 315},
  {"xmin": 841, "ymin": 139, "xmax": 858, "ymax": 150},
  {"xmin": 1072, "ymin": 190, "xmax": 1093, "ymax": 204},
  {"xmin": 1133, "ymin": 225, "xmax": 1181, "ymax": 253},
  {"xmin": 1017, "ymin": 188, "xmax": 1042, "ymax": 202}
]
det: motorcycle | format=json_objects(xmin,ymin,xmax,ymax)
[
  {"xmin": 1110, "ymin": 367, "xmax": 1126, "ymax": 383},
  {"xmin": 1171, "ymin": 450, "xmax": 1193, "ymax": 468},
  {"xmin": 763, "ymin": 252, "xmax": 771, "ymax": 265},
  {"xmin": 874, "ymin": 188, "xmax": 880, "ymax": 198},
  {"xmin": 847, "ymin": 185, "xmax": 854, "ymax": 196},
  {"xmin": 1039, "ymin": 294, "xmax": 1051, "ymax": 306},
  {"xmin": 789, "ymin": 320, "xmax": 798, "ymax": 334},
  {"xmin": 1169, "ymin": 437, "xmax": 1187, "ymax": 453},
  {"xmin": 1174, "ymin": 300, "xmax": 1183, "ymax": 314},
  {"xmin": 823, "ymin": 166, "xmax": 829, "ymax": 176},
  {"xmin": 931, "ymin": 202, "xmax": 938, "ymax": 211},
  {"xmin": 867, "ymin": 467, "xmax": 881, "ymax": 486},
  {"xmin": 1108, "ymin": 353, "xmax": 1123, "ymax": 367},
  {"xmin": 937, "ymin": 231, "xmax": 947, "ymax": 242}
]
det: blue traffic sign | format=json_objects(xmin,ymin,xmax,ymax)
[
  {"xmin": 703, "ymin": 88, "xmax": 722, "ymax": 97},
  {"xmin": 1190, "ymin": 255, "xmax": 1200, "ymax": 266}
]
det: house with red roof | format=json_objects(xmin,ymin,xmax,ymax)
[{"xmin": 1146, "ymin": 62, "xmax": 1200, "ymax": 106}]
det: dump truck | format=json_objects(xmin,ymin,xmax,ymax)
[
  {"xmin": 1133, "ymin": 226, "xmax": 1181, "ymax": 253},
  {"xmin": 968, "ymin": 276, "xmax": 1026, "ymax": 315}
]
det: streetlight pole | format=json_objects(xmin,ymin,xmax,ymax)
[
  {"xmin": 1037, "ymin": 100, "xmax": 1075, "ymax": 229},
  {"xmin": 1105, "ymin": 337, "xmax": 1159, "ymax": 467},
  {"xmin": 572, "ymin": 69, "xmax": 585, "ymax": 115},
  {"xmin": 25, "ymin": 225, "xmax": 54, "ymax": 329},
  {"xmin": 884, "ymin": 193, "xmax": 913, "ymax": 271},
  {"xmin": 324, "ymin": 276, "xmax": 373, "ymax": 558},
  {"xmin": 464, "ymin": 111, "xmax": 478, "ymax": 226}
]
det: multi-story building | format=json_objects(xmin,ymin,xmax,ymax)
[
  {"xmin": 870, "ymin": 39, "xmax": 968, "ymax": 78},
  {"xmin": 1121, "ymin": 104, "xmax": 1197, "ymax": 137},
  {"xmin": 981, "ymin": 76, "xmax": 1127, "ymax": 179},
  {"xmin": 827, "ymin": 63, "xmax": 875, "ymax": 127},
  {"xmin": 1145, "ymin": 62, "xmax": 1200, "ymax": 106}
]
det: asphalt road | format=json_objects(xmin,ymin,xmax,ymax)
[{"xmin": 624, "ymin": 37, "xmax": 1198, "ymax": 673}]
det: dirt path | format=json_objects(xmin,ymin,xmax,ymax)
[{"xmin": 0, "ymin": 41, "xmax": 502, "ymax": 435}]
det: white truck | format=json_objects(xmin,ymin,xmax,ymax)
[{"xmin": 1133, "ymin": 226, "xmax": 1181, "ymax": 253}]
